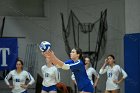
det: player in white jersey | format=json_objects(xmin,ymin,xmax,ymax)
[
  {"xmin": 99, "ymin": 54, "xmax": 127, "ymax": 93},
  {"xmin": 71, "ymin": 57, "xmax": 99, "ymax": 88},
  {"xmin": 41, "ymin": 57, "xmax": 60, "ymax": 93},
  {"xmin": 4, "ymin": 59, "xmax": 35, "ymax": 93}
]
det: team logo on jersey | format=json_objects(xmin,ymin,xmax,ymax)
[{"xmin": 45, "ymin": 73, "xmax": 49, "ymax": 77}]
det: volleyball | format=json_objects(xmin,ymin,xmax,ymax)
[{"xmin": 39, "ymin": 41, "xmax": 51, "ymax": 52}]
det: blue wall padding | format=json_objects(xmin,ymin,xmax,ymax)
[{"xmin": 124, "ymin": 33, "xmax": 140, "ymax": 93}]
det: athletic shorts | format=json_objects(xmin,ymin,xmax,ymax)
[
  {"xmin": 21, "ymin": 90, "xmax": 28, "ymax": 93},
  {"xmin": 12, "ymin": 90, "xmax": 28, "ymax": 93},
  {"xmin": 80, "ymin": 84, "xmax": 94, "ymax": 93},
  {"xmin": 42, "ymin": 85, "xmax": 57, "ymax": 92}
]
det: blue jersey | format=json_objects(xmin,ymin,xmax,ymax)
[{"xmin": 65, "ymin": 59, "xmax": 92, "ymax": 91}]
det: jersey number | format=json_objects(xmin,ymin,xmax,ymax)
[
  {"xmin": 108, "ymin": 73, "xmax": 112, "ymax": 77},
  {"xmin": 45, "ymin": 73, "xmax": 49, "ymax": 77},
  {"xmin": 16, "ymin": 79, "xmax": 20, "ymax": 82}
]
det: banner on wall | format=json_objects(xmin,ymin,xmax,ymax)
[{"xmin": 0, "ymin": 38, "xmax": 18, "ymax": 71}]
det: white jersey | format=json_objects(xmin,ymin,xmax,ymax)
[
  {"xmin": 99, "ymin": 65, "xmax": 127, "ymax": 90},
  {"xmin": 4, "ymin": 70, "xmax": 35, "ymax": 93},
  {"xmin": 41, "ymin": 65, "xmax": 60, "ymax": 87},
  {"xmin": 71, "ymin": 67, "xmax": 99, "ymax": 85}
]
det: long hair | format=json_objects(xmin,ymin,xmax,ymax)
[
  {"xmin": 107, "ymin": 54, "xmax": 115, "ymax": 63},
  {"xmin": 16, "ymin": 58, "xmax": 24, "ymax": 69}
]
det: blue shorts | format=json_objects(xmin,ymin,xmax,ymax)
[
  {"xmin": 80, "ymin": 84, "xmax": 94, "ymax": 93},
  {"xmin": 11, "ymin": 90, "xmax": 27, "ymax": 93},
  {"xmin": 42, "ymin": 85, "xmax": 57, "ymax": 92},
  {"xmin": 21, "ymin": 90, "xmax": 28, "ymax": 93}
]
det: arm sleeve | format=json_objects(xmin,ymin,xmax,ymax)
[
  {"xmin": 26, "ymin": 72, "xmax": 35, "ymax": 85},
  {"xmin": 4, "ymin": 71, "xmax": 12, "ymax": 85},
  {"xmin": 92, "ymin": 68, "xmax": 100, "ymax": 78},
  {"xmin": 62, "ymin": 64, "xmax": 70, "ymax": 70},
  {"xmin": 62, "ymin": 60, "xmax": 82, "ymax": 70},
  {"xmin": 99, "ymin": 66, "xmax": 108, "ymax": 74},
  {"xmin": 60, "ymin": 60, "xmax": 72, "ymax": 70},
  {"xmin": 120, "ymin": 67, "xmax": 128, "ymax": 79},
  {"xmin": 69, "ymin": 60, "xmax": 82, "ymax": 70}
]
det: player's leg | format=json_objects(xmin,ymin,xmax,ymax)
[
  {"xmin": 80, "ymin": 92, "xmax": 92, "ymax": 93},
  {"xmin": 41, "ymin": 90, "xmax": 48, "ymax": 93},
  {"xmin": 111, "ymin": 89, "xmax": 119, "ymax": 93},
  {"xmin": 49, "ymin": 91, "xmax": 57, "ymax": 93},
  {"xmin": 105, "ymin": 90, "xmax": 110, "ymax": 93}
]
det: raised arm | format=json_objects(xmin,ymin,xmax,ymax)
[{"xmin": 99, "ymin": 59, "xmax": 108, "ymax": 74}]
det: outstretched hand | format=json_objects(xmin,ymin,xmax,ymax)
[
  {"xmin": 42, "ymin": 50, "xmax": 56, "ymax": 64},
  {"xmin": 43, "ymin": 50, "xmax": 54, "ymax": 58},
  {"xmin": 42, "ymin": 50, "xmax": 64, "ymax": 67}
]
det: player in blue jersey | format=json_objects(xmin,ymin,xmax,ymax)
[
  {"xmin": 4, "ymin": 59, "xmax": 35, "ymax": 93},
  {"xmin": 71, "ymin": 57, "xmax": 100, "ymax": 88},
  {"xmin": 43, "ymin": 48, "xmax": 94, "ymax": 93}
]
